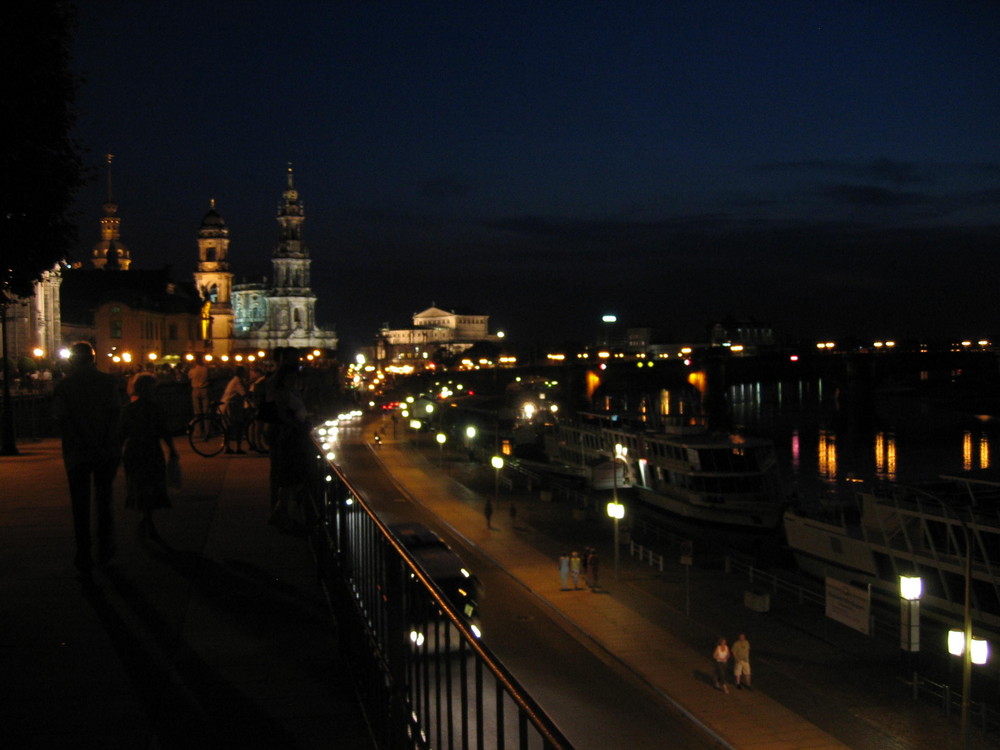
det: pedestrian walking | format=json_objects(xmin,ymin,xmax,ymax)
[
  {"xmin": 484, "ymin": 499, "xmax": 494, "ymax": 529},
  {"xmin": 569, "ymin": 550, "xmax": 582, "ymax": 589},
  {"xmin": 120, "ymin": 374, "xmax": 177, "ymax": 540},
  {"xmin": 509, "ymin": 501, "xmax": 517, "ymax": 528},
  {"xmin": 732, "ymin": 633, "xmax": 752, "ymax": 689},
  {"xmin": 587, "ymin": 549, "xmax": 600, "ymax": 589},
  {"xmin": 712, "ymin": 637, "xmax": 731, "ymax": 693},
  {"xmin": 558, "ymin": 553, "xmax": 570, "ymax": 590},
  {"xmin": 52, "ymin": 342, "xmax": 123, "ymax": 574}
]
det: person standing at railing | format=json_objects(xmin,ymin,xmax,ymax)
[{"xmin": 268, "ymin": 356, "xmax": 313, "ymax": 530}]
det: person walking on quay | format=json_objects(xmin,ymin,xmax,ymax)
[
  {"xmin": 558, "ymin": 553, "xmax": 570, "ymax": 590},
  {"xmin": 484, "ymin": 499, "xmax": 494, "ymax": 529},
  {"xmin": 569, "ymin": 550, "xmax": 582, "ymax": 589},
  {"xmin": 120, "ymin": 374, "xmax": 178, "ymax": 540},
  {"xmin": 712, "ymin": 637, "xmax": 731, "ymax": 693},
  {"xmin": 52, "ymin": 342, "xmax": 123, "ymax": 574},
  {"xmin": 509, "ymin": 501, "xmax": 517, "ymax": 529},
  {"xmin": 587, "ymin": 548, "xmax": 600, "ymax": 589},
  {"xmin": 732, "ymin": 633, "xmax": 752, "ymax": 690}
]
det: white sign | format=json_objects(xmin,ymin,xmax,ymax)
[{"xmin": 825, "ymin": 577, "xmax": 870, "ymax": 635}]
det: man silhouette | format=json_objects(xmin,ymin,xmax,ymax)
[{"xmin": 52, "ymin": 342, "xmax": 122, "ymax": 574}]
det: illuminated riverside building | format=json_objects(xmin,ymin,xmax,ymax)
[{"xmin": 374, "ymin": 305, "xmax": 500, "ymax": 367}]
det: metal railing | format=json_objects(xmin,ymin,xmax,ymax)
[{"xmin": 306, "ymin": 442, "xmax": 575, "ymax": 750}]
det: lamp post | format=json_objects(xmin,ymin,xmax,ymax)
[
  {"xmin": 491, "ymin": 455, "xmax": 504, "ymax": 507},
  {"xmin": 899, "ymin": 574, "xmax": 922, "ymax": 686},
  {"xmin": 436, "ymin": 432, "xmax": 447, "ymax": 468},
  {"xmin": 465, "ymin": 425, "xmax": 476, "ymax": 460},
  {"xmin": 606, "ymin": 499, "xmax": 625, "ymax": 580},
  {"xmin": 947, "ymin": 519, "xmax": 981, "ymax": 750},
  {"xmin": 939, "ymin": 477, "xmax": 991, "ymax": 750},
  {"xmin": 607, "ymin": 443, "xmax": 628, "ymax": 580}
]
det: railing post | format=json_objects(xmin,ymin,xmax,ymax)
[{"xmin": 384, "ymin": 549, "xmax": 411, "ymax": 749}]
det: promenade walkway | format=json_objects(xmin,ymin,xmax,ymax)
[{"xmin": 0, "ymin": 438, "xmax": 372, "ymax": 749}]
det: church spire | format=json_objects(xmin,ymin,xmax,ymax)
[
  {"xmin": 91, "ymin": 153, "xmax": 131, "ymax": 270},
  {"xmin": 275, "ymin": 163, "xmax": 306, "ymax": 251}
]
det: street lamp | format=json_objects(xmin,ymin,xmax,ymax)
[
  {"xmin": 491, "ymin": 455, "xmax": 504, "ymax": 506},
  {"xmin": 899, "ymin": 574, "xmax": 922, "ymax": 684},
  {"xmin": 465, "ymin": 425, "xmax": 476, "ymax": 460},
  {"xmin": 606, "ymin": 498, "xmax": 625, "ymax": 580},
  {"xmin": 939, "ymin": 477, "xmax": 991, "ymax": 750},
  {"xmin": 950, "ymin": 518, "xmax": 982, "ymax": 750},
  {"xmin": 436, "ymin": 432, "xmax": 447, "ymax": 467},
  {"xmin": 607, "ymin": 443, "xmax": 628, "ymax": 580}
]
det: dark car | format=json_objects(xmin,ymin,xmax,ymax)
[{"xmin": 389, "ymin": 522, "xmax": 483, "ymax": 648}]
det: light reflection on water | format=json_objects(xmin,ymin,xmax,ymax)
[{"xmin": 728, "ymin": 378, "xmax": 1000, "ymax": 506}]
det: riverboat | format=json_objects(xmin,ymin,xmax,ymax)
[
  {"xmin": 545, "ymin": 411, "xmax": 786, "ymax": 529},
  {"xmin": 783, "ymin": 476, "xmax": 1000, "ymax": 634}
]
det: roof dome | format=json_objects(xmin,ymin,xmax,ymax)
[{"xmin": 200, "ymin": 200, "xmax": 226, "ymax": 228}]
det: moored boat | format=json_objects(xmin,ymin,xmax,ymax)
[
  {"xmin": 783, "ymin": 476, "xmax": 1000, "ymax": 634},
  {"xmin": 545, "ymin": 411, "xmax": 786, "ymax": 530}
]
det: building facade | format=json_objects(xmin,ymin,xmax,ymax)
[
  {"xmin": 193, "ymin": 199, "xmax": 235, "ymax": 353},
  {"xmin": 376, "ymin": 305, "xmax": 495, "ymax": 364},
  {"xmin": 231, "ymin": 166, "xmax": 338, "ymax": 353}
]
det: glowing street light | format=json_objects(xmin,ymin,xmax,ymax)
[
  {"xmin": 491, "ymin": 455, "xmax": 504, "ymax": 507},
  {"xmin": 608, "ymin": 443, "xmax": 629, "ymax": 580},
  {"xmin": 937, "ymin": 479, "xmax": 991, "ymax": 750},
  {"xmin": 899, "ymin": 574, "xmax": 922, "ymax": 682},
  {"xmin": 465, "ymin": 425, "xmax": 477, "ymax": 459},
  {"xmin": 436, "ymin": 432, "xmax": 447, "ymax": 467}
]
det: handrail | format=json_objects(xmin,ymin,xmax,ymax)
[{"xmin": 309, "ymin": 434, "xmax": 575, "ymax": 750}]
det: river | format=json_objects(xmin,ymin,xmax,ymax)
[{"xmin": 726, "ymin": 377, "xmax": 1000, "ymax": 510}]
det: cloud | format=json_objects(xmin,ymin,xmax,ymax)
[{"xmin": 821, "ymin": 183, "xmax": 930, "ymax": 208}]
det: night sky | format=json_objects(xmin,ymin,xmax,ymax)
[{"xmin": 70, "ymin": 1, "xmax": 1000, "ymax": 354}]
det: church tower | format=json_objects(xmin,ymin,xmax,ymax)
[
  {"xmin": 91, "ymin": 154, "xmax": 132, "ymax": 270},
  {"xmin": 193, "ymin": 199, "xmax": 235, "ymax": 353},
  {"xmin": 257, "ymin": 165, "xmax": 337, "ymax": 351}
]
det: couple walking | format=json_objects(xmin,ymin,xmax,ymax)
[
  {"xmin": 558, "ymin": 549, "xmax": 600, "ymax": 590},
  {"xmin": 712, "ymin": 633, "xmax": 752, "ymax": 693}
]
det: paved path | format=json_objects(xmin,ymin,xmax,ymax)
[{"xmin": 0, "ymin": 438, "xmax": 372, "ymax": 749}]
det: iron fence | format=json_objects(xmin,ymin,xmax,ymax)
[{"xmin": 306, "ymin": 440, "xmax": 575, "ymax": 750}]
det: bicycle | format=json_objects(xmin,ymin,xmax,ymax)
[
  {"xmin": 244, "ymin": 407, "xmax": 270, "ymax": 454},
  {"xmin": 187, "ymin": 402, "xmax": 227, "ymax": 457}
]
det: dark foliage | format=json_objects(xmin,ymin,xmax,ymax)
[{"xmin": 1, "ymin": 2, "xmax": 86, "ymax": 299}]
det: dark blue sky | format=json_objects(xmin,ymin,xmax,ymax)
[{"xmin": 70, "ymin": 1, "xmax": 1000, "ymax": 352}]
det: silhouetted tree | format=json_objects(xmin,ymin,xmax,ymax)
[{"xmin": 1, "ymin": 2, "xmax": 86, "ymax": 454}]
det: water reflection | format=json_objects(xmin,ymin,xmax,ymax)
[
  {"xmin": 962, "ymin": 428, "xmax": 991, "ymax": 471},
  {"xmin": 874, "ymin": 432, "xmax": 896, "ymax": 481},
  {"xmin": 728, "ymin": 378, "xmax": 1000, "ymax": 502}
]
